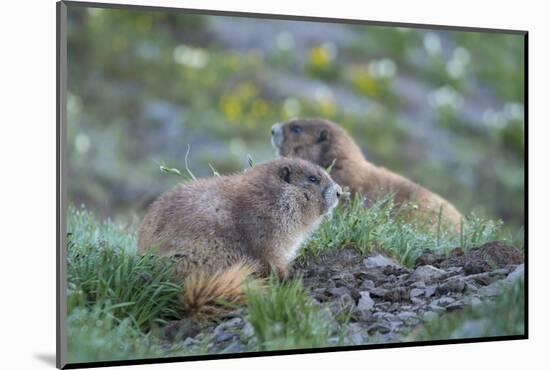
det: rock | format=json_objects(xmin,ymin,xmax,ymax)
[
  {"xmin": 368, "ymin": 287, "xmax": 389, "ymax": 297},
  {"xmin": 429, "ymin": 296, "xmax": 455, "ymax": 311},
  {"xmin": 221, "ymin": 341, "xmax": 246, "ymax": 353},
  {"xmin": 214, "ymin": 323, "xmax": 238, "ymax": 343},
  {"xmin": 360, "ymin": 279, "xmax": 375, "ymax": 290},
  {"xmin": 412, "ymin": 265, "xmax": 446, "ymax": 281},
  {"xmin": 463, "ymin": 260, "xmax": 490, "ymax": 275},
  {"xmin": 506, "ymin": 264, "xmax": 524, "ymax": 282},
  {"xmin": 411, "ymin": 281, "xmax": 426, "ymax": 289},
  {"xmin": 410, "ymin": 288, "xmax": 424, "ymax": 298},
  {"xmin": 374, "ymin": 302, "xmax": 391, "ymax": 311},
  {"xmin": 397, "ymin": 311, "xmax": 417, "ymax": 320},
  {"xmin": 479, "ymin": 281, "xmax": 504, "ymax": 297},
  {"xmin": 223, "ymin": 317, "xmax": 244, "ymax": 329},
  {"xmin": 182, "ymin": 336, "xmax": 199, "ymax": 347},
  {"xmin": 465, "ymin": 282, "xmax": 479, "ymax": 293},
  {"xmin": 383, "ymin": 287, "xmax": 409, "ymax": 302},
  {"xmin": 328, "ymin": 286, "xmax": 351, "ymax": 297},
  {"xmin": 467, "ymin": 272, "xmax": 493, "ymax": 286},
  {"xmin": 425, "ymin": 285, "xmax": 437, "ymax": 298},
  {"xmin": 415, "ymin": 250, "xmax": 440, "ymax": 267},
  {"xmin": 411, "ymin": 297, "xmax": 426, "ymax": 306},
  {"xmin": 241, "ymin": 320, "xmax": 255, "ymax": 339},
  {"xmin": 330, "ymin": 293, "xmax": 356, "ymax": 316},
  {"xmin": 346, "ymin": 322, "xmax": 366, "ymax": 345},
  {"xmin": 367, "ymin": 322, "xmax": 391, "ymax": 334},
  {"xmin": 357, "ymin": 291, "xmax": 375, "ymax": 310},
  {"xmin": 445, "ymin": 300, "xmax": 465, "ymax": 311},
  {"xmin": 436, "ymin": 279, "xmax": 466, "ymax": 294},
  {"xmin": 464, "ymin": 295, "xmax": 482, "ymax": 306},
  {"xmin": 364, "ymin": 254, "xmax": 400, "ymax": 269},
  {"xmin": 162, "ymin": 319, "xmax": 201, "ymax": 341}
]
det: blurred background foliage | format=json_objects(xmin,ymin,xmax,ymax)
[{"xmin": 67, "ymin": 6, "xmax": 525, "ymax": 229}]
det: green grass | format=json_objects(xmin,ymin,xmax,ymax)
[
  {"xmin": 408, "ymin": 278, "xmax": 525, "ymax": 341},
  {"xmin": 67, "ymin": 206, "xmax": 183, "ymax": 331},
  {"xmin": 66, "ymin": 202, "xmax": 523, "ymax": 362},
  {"xmin": 67, "ymin": 304, "xmax": 180, "ymax": 364},
  {"xmin": 303, "ymin": 194, "xmax": 512, "ymax": 266},
  {"xmin": 246, "ymin": 275, "xmax": 340, "ymax": 351},
  {"xmin": 67, "ymin": 206, "xmax": 189, "ymax": 362}
]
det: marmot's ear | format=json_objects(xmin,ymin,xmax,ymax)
[
  {"xmin": 317, "ymin": 129, "xmax": 328, "ymax": 143},
  {"xmin": 279, "ymin": 166, "xmax": 291, "ymax": 183}
]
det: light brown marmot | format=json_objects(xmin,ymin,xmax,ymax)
[
  {"xmin": 271, "ymin": 118, "xmax": 463, "ymax": 231},
  {"xmin": 138, "ymin": 157, "xmax": 341, "ymax": 318}
]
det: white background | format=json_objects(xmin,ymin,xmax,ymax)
[{"xmin": 1, "ymin": 0, "xmax": 547, "ymax": 368}]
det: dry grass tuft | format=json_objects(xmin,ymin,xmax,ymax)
[{"xmin": 178, "ymin": 262, "xmax": 262, "ymax": 321}]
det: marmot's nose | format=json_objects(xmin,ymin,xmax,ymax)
[
  {"xmin": 335, "ymin": 184, "xmax": 342, "ymax": 198},
  {"xmin": 271, "ymin": 122, "xmax": 282, "ymax": 136}
]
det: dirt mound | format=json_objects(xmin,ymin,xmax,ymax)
[
  {"xmin": 291, "ymin": 241, "xmax": 524, "ymax": 343},
  {"xmin": 162, "ymin": 241, "xmax": 524, "ymax": 350},
  {"xmin": 416, "ymin": 241, "xmax": 524, "ymax": 275}
]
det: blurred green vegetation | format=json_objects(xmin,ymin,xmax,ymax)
[
  {"xmin": 408, "ymin": 278, "xmax": 524, "ymax": 341},
  {"xmin": 67, "ymin": 7, "xmax": 524, "ymax": 230}
]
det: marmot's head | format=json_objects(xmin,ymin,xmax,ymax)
[
  {"xmin": 253, "ymin": 158, "xmax": 342, "ymax": 216},
  {"xmin": 271, "ymin": 118, "xmax": 359, "ymax": 170}
]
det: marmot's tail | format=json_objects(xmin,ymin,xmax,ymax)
[{"xmin": 178, "ymin": 262, "xmax": 259, "ymax": 321}]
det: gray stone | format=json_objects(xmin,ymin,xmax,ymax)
[
  {"xmin": 221, "ymin": 341, "xmax": 246, "ymax": 353},
  {"xmin": 410, "ymin": 288, "xmax": 424, "ymax": 298},
  {"xmin": 367, "ymin": 322, "xmax": 391, "ymax": 334},
  {"xmin": 330, "ymin": 293, "xmax": 356, "ymax": 316},
  {"xmin": 425, "ymin": 285, "xmax": 437, "ymax": 298},
  {"xmin": 241, "ymin": 320, "xmax": 255, "ymax": 338},
  {"xmin": 223, "ymin": 317, "xmax": 244, "ymax": 329},
  {"xmin": 397, "ymin": 311, "xmax": 417, "ymax": 320},
  {"xmin": 374, "ymin": 302, "xmax": 391, "ymax": 311},
  {"xmin": 368, "ymin": 287, "xmax": 389, "ymax": 297},
  {"xmin": 506, "ymin": 264, "xmax": 524, "ymax": 283},
  {"xmin": 479, "ymin": 281, "xmax": 506, "ymax": 297},
  {"xmin": 412, "ymin": 265, "xmax": 446, "ymax": 281},
  {"xmin": 364, "ymin": 254, "xmax": 401, "ymax": 269},
  {"xmin": 182, "ymin": 337, "xmax": 199, "ymax": 347},
  {"xmin": 214, "ymin": 325, "xmax": 238, "ymax": 342},
  {"xmin": 464, "ymin": 295, "xmax": 482, "ymax": 306},
  {"xmin": 163, "ymin": 319, "xmax": 200, "ymax": 341},
  {"xmin": 411, "ymin": 297, "xmax": 426, "ymax": 306},
  {"xmin": 328, "ymin": 286, "xmax": 351, "ymax": 297},
  {"xmin": 437, "ymin": 279, "xmax": 466, "ymax": 294},
  {"xmin": 360, "ymin": 279, "xmax": 375, "ymax": 290},
  {"xmin": 430, "ymin": 296, "xmax": 456, "ymax": 308},
  {"xmin": 346, "ymin": 323, "xmax": 366, "ymax": 345},
  {"xmin": 357, "ymin": 291, "xmax": 375, "ymax": 311},
  {"xmin": 411, "ymin": 281, "xmax": 427, "ymax": 289},
  {"xmin": 445, "ymin": 300, "xmax": 465, "ymax": 311}
]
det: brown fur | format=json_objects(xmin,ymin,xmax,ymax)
[
  {"xmin": 138, "ymin": 158, "xmax": 341, "ymax": 319},
  {"xmin": 271, "ymin": 118, "xmax": 463, "ymax": 231}
]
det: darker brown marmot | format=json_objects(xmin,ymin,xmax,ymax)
[
  {"xmin": 271, "ymin": 118, "xmax": 463, "ymax": 231},
  {"xmin": 138, "ymin": 157, "xmax": 341, "ymax": 319}
]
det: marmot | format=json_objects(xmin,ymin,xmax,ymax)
[
  {"xmin": 138, "ymin": 157, "xmax": 341, "ymax": 319},
  {"xmin": 271, "ymin": 118, "xmax": 463, "ymax": 231}
]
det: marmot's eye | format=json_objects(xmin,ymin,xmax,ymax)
[
  {"xmin": 308, "ymin": 175, "xmax": 319, "ymax": 183},
  {"xmin": 290, "ymin": 126, "xmax": 303, "ymax": 134}
]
